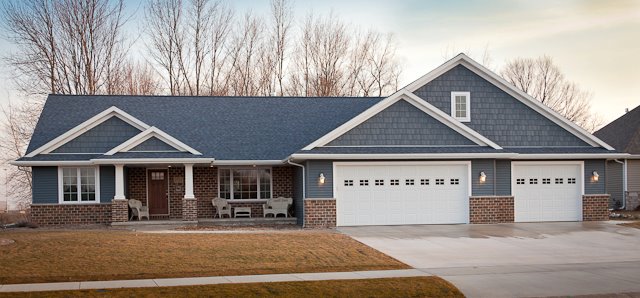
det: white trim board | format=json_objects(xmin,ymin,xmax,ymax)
[
  {"xmin": 404, "ymin": 53, "xmax": 614, "ymax": 150},
  {"xmin": 105, "ymin": 126, "xmax": 202, "ymax": 156},
  {"xmin": 301, "ymin": 89, "xmax": 502, "ymax": 150},
  {"xmin": 27, "ymin": 106, "xmax": 150, "ymax": 157}
]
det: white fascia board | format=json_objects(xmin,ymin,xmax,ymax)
[
  {"xmin": 10, "ymin": 160, "xmax": 93, "ymax": 166},
  {"xmin": 27, "ymin": 106, "xmax": 151, "ymax": 157},
  {"xmin": 403, "ymin": 53, "xmax": 614, "ymax": 150},
  {"xmin": 213, "ymin": 160, "xmax": 286, "ymax": 166},
  {"xmin": 90, "ymin": 158, "xmax": 214, "ymax": 165},
  {"xmin": 290, "ymin": 153, "xmax": 517, "ymax": 160},
  {"xmin": 301, "ymin": 89, "xmax": 501, "ymax": 150},
  {"xmin": 511, "ymin": 153, "xmax": 631, "ymax": 160},
  {"xmin": 105, "ymin": 126, "xmax": 202, "ymax": 156}
]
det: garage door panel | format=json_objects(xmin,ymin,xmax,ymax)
[
  {"xmin": 513, "ymin": 163, "xmax": 582, "ymax": 222},
  {"xmin": 335, "ymin": 163, "xmax": 469, "ymax": 226}
]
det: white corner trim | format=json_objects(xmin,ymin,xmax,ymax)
[
  {"xmin": 450, "ymin": 91, "xmax": 471, "ymax": 122},
  {"xmin": 105, "ymin": 126, "xmax": 202, "ymax": 156},
  {"xmin": 27, "ymin": 106, "xmax": 151, "ymax": 157},
  {"xmin": 301, "ymin": 89, "xmax": 502, "ymax": 150},
  {"xmin": 403, "ymin": 53, "xmax": 614, "ymax": 150}
]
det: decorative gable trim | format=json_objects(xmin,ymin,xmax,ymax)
[
  {"xmin": 405, "ymin": 53, "xmax": 615, "ymax": 150},
  {"xmin": 302, "ymin": 89, "xmax": 502, "ymax": 150},
  {"xmin": 105, "ymin": 127, "xmax": 202, "ymax": 155},
  {"xmin": 26, "ymin": 106, "xmax": 150, "ymax": 157}
]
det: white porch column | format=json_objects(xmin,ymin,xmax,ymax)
[
  {"xmin": 114, "ymin": 164, "xmax": 126, "ymax": 200},
  {"xmin": 184, "ymin": 163, "xmax": 195, "ymax": 199}
]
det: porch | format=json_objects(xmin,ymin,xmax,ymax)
[{"xmin": 110, "ymin": 163, "xmax": 298, "ymax": 223}]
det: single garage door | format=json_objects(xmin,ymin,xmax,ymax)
[
  {"xmin": 512, "ymin": 162, "xmax": 583, "ymax": 222},
  {"xmin": 334, "ymin": 162, "xmax": 470, "ymax": 226}
]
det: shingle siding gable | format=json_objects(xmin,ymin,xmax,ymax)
[
  {"xmin": 326, "ymin": 100, "xmax": 476, "ymax": 147},
  {"xmin": 413, "ymin": 65, "xmax": 590, "ymax": 147},
  {"xmin": 129, "ymin": 137, "xmax": 178, "ymax": 152},
  {"xmin": 52, "ymin": 117, "xmax": 141, "ymax": 154}
]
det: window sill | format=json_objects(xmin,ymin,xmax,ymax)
[
  {"xmin": 227, "ymin": 199, "xmax": 269, "ymax": 203},
  {"xmin": 59, "ymin": 200, "xmax": 100, "ymax": 204}
]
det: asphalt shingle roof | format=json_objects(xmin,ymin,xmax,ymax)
[
  {"xmin": 27, "ymin": 95, "xmax": 382, "ymax": 160},
  {"xmin": 594, "ymin": 105, "xmax": 640, "ymax": 154}
]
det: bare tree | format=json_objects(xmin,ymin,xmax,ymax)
[
  {"xmin": 269, "ymin": 0, "xmax": 292, "ymax": 96},
  {"xmin": 501, "ymin": 55, "xmax": 603, "ymax": 132}
]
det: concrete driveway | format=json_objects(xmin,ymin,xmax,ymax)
[{"xmin": 339, "ymin": 222, "xmax": 640, "ymax": 298}]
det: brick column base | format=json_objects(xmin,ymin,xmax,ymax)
[
  {"xmin": 111, "ymin": 200, "xmax": 129, "ymax": 223},
  {"xmin": 469, "ymin": 196, "xmax": 514, "ymax": 224},
  {"xmin": 304, "ymin": 199, "xmax": 336, "ymax": 228},
  {"xmin": 182, "ymin": 198, "xmax": 197, "ymax": 221},
  {"xmin": 583, "ymin": 194, "xmax": 609, "ymax": 221}
]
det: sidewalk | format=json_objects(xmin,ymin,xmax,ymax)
[{"xmin": 0, "ymin": 269, "xmax": 431, "ymax": 293}]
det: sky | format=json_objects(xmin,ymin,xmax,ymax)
[{"xmin": 0, "ymin": 0, "xmax": 639, "ymax": 206}]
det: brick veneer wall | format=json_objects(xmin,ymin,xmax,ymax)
[
  {"xmin": 168, "ymin": 167, "xmax": 185, "ymax": 219},
  {"xmin": 583, "ymin": 194, "xmax": 609, "ymax": 221},
  {"xmin": 195, "ymin": 167, "xmax": 217, "ymax": 218},
  {"xmin": 31, "ymin": 204, "xmax": 112, "ymax": 226},
  {"xmin": 469, "ymin": 196, "xmax": 514, "ymax": 224},
  {"xmin": 127, "ymin": 167, "xmax": 147, "ymax": 205},
  {"xmin": 111, "ymin": 200, "xmax": 128, "ymax": 222},
  {"xmin": 182, "ymin": 199, "xmax": 197, "ymax": 221},
  {"xmin": 304, "ymin": 199, "xmax": 336, "ymax": 228},
  {"xmin": 273, "ymin": 166, "xmax": 294, "ymax": 198}
]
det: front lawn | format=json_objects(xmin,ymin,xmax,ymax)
[
  {"xmin": 620, "ymin": 221, "xmax": 640, "ymax": 229},
  {"xmin": 0, "ymin": 277, "xmax": 464, "ymax": 298},
  {"xmin": 0, "ymin": 230, "xmax": 408, "ymax": 284}
]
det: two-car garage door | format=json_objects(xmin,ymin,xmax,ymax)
[{"xmin": 335, "ymin": 162, "xmax": 470, "ymax": 226}]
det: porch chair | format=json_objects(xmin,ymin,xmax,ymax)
[
  {"xmin": 212, "ymin": 197, "xmax": 232, "ymax": 218},
  {"xmin": 263, "ymin": 197, "xmax": 292, "ymax": 218},
  {"xmin": 128, "ymin": 199, "xmax": 150, "ymax": 221}
]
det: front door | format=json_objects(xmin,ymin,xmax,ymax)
[{"xmin": 148, "ymin": 170, "xmax": 168, "ymax": 215}]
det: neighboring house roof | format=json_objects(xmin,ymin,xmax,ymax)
[
  {"xmin": 594, "ymin": 105, "xmax": 640, "ymax": 154},
  {"xmin": 24, "ymin": 95, "xmax": 382, "ymax": 161}
]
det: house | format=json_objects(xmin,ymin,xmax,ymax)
[
  {"xmin": 594, "ymin": 105, "xmax": 640, "ymax": 210},
  {"xmin": 12, "ymin": 54, "xmax": 626, "ymax": 227}
]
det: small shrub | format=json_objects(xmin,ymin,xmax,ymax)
[{"xmin": 14, "ymin": 219, "xmax": 38, "ymax": 228}]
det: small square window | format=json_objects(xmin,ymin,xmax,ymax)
[
  {"xmin": 542, "ymin": 178, "xmax": 550, "ymax": 184},
  {"xmin": 450, "ymin": 178, "xmax": 459, "ymax": 185},
  {"xmin": 420, "ymin": 179, "xmax": 429, "ymax": 185},
  {"xmin": 568, "ymin": 178, "xmax": 576, "ymax": 184},
  {"xmin": 555, "ymin": 178, "xmax": 563, "ymax": 184},
  {"xmin": 405, "ymin": 179, "xmax": 415, "ymax": 185},
  {"xmin": 516, "ymin": 178, "xmax": 525, "ymax": 185},
  {"xmin": 344, "ymin": 180, "xmax": 353, "ymax": 186},
  {"xmin": 359, "ymin": 180, "xmax": 369, "ymax": 186},
  {"xmin": 390, "ymin": 179, "xmax": 399, "ymax": 186},
  {"xmin": 451, "ymin": 92, "xmax": 470, "ymax": 122},
  {"xmin": 529, "ymin": 178, "xmax": 538, "ymax": 185},
  {"xmin": 436, "ymin": 179, "xmax": 444, "ymax": 185},
  {"xmin": 375, "ymin": 179, "xmax": 384, "ymax": 186}
]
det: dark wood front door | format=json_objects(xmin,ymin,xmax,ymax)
[{"xmin": 148, "ymin": 170, "xmax": 168, "ymax": 215}]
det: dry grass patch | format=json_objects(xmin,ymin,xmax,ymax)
[
  {"xmin": 619, "ymin": 221, "xmax": 640, "ymax": 229},
  {"xmin": 0, "ymin": 277, "xmax": 464, "ymax": 298},
  {"xmin": 0, "ymin": 230, "xmax": 408, "ymax": 284}
]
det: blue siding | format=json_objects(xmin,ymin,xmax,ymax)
[
  {"xmin": 585, "ymin": 159, "xmax": 606, "ymax": 194},
  {"xmin": 32, "ymin": 167, "xmax": 58, "ymax": 204},
  {"xmin": 293, "ymin": 166, "xmax": 305, "ymax": 225},
  {"xmin": 495, "ymin": 160, "xmax": 512, "ymax": 196},
  {"xmin": 413, "ymin": 65, "xmax": 590, "ymax": 147},
  {"xmin": 606, "ymin": 160, "xmax": 623, "ymax": 209},
  {"xmin": 472, "ymin": 159, "xmax": 495, "ymax": 196},
  {"xmin": 130, "ymin": 137, "xmax": 177, "ymax": 152},
  {"xmin": 100, "ymin": 166, "xmax": 115, "ymax": 203},
  {"xmin": 327, "ymin": 100, "xmax": 475, "ymax": 146},
  {"xmin": 52, "ymin": 117, "xmax": 141, "ymax": 153},
  {"xmin": 306, "ymin": 161, "xmax": 333, "ymax": 198}
]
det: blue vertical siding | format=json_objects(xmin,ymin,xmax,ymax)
[
  {"xmin": 606, "ymin": 160, "xmax": 624, "ymax": 209},
  {"xmin": 472, "ymin": 159, "xmax": 495, "ymax": 196},
  {"xmin": 100, "ymin": 166, "xmax": 115, "ymax": 203},
  {"xmin": 585, "ymin": 159, "xmax": 606, "ymax": 194},
  {"xmin": 306, "ymin": 161, "xmax": 333, "ymax": 198},
  {"xmin": 495, "ymin": 160, "xmax": 512, "ymax": 196},
  {"xmin": 32, "ymin": 167, "xmax": 58, "ymax": 204}
]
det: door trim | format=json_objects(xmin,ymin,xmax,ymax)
[{"xmin": 146, "ymin": 168, "xmax": 170, "ymax": 216}]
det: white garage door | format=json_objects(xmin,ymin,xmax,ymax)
[
  {"xmin": 334, "ymin": 162, "xmax": 470, "ymax": 226},
  {"xmin": 512, "ymin": 162, "xmax": 583, "ymax": 222}
]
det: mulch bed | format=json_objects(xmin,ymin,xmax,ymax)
[{"xmin": 175, "ymin": 224, "xmax": 303, "ymax": 231}]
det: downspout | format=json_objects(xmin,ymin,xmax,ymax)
[
  {"xmin": 287, "ymin": 159, "xmax": 306, "ymax": 226},
  {"xmin": 614, "ymin": 159, "xmax": 626, "ymax": 210}
]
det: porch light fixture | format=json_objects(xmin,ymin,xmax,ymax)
[
  {"xmin": 319, "ymin": 173, "xmax": 325, "ymax": 184},
  {"xmin": 479, "ymin": 171, "xmax": 487, "ymax": 183},
  {"xmin": 592, "ymin": 171, "xmax": 599, "ymax": 182}
]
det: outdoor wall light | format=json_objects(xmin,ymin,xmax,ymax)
[
  {"xmin": 479, "ymin": 171, "xmax": 487, "ymax": 183},
  {"xmin": 592, "ymin": 171, "xmax": 599, "ymax": 182},
  {"xmin": 319, "ymin": 173, "xmax": 326, "ymax": 184}
]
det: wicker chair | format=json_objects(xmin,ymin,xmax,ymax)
[
  {"xmin": 263, "ymin": 197, "xmax": 292, "ymax": 218},
  {"xmin": 212, "ymin": 197, "xmax": 232, "ymax": 218},
  {"xmin": 128, "ymin": 199, "xmax": 150, "ymax": 221}
]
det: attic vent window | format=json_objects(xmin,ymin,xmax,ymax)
[{"xmin": 451, "ymin": 92, "xmax": 471, "ymax": 122}]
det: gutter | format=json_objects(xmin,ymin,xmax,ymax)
[{"xmin": 613, "ymin": 159, "xmax": 627, "ymax": 210}]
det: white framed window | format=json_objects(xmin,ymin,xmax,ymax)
[
  {"xmin": 451, "ymin": 92, "xmax": 470, "ymax": 122},
  {"xmin": 218, "ymin": 168, "xmax": 272, "ymax": 200},
  {"xmin": 58, "ymin": 167, "xmax": 100, "ymax": 203}
]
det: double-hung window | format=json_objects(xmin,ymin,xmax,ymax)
[
  {"xmin": 219, "ymin": 168, "xmax": 272, "ymax": 200},
  {"xmin": 451, "ymin": 92, "xmax": 470, "ymax": 122},
  {"xmin": 59, "ymin": 167, "xmax": 99, "ymax": 203}
]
